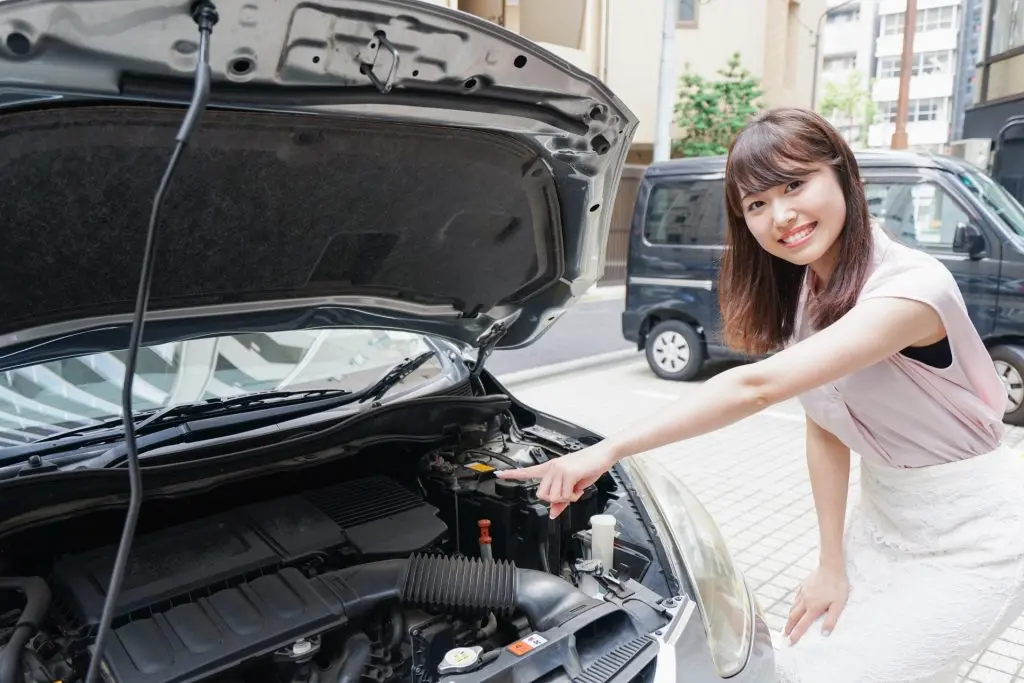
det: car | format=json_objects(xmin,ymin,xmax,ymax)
[
  {"xmin": 622, "ymin": 151, "xmax": 1024, "ymax": 424},
  {"xmin": 0, "ymin": 2, "xmax": 775, "ymax": 683}
]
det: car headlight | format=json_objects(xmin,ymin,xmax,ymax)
[{"xmin": 621, "ymin": 454, "xmax": 754, "ymax": 677}]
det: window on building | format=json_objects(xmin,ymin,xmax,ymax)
[
  {"xmin": 678, "ymin": 0, "xmax": 696, "ymax": 23},
  {"xmin": 824, "ymin": 55, "xmax": 857, "ymax": 72},
  {"xmin": 880, "ymin": 6, "xmax": 957, "ymax": 37},
  {"xmin": 877, "ymin": 56, "xmax": 901, "ymax": 78},
  {"xmin": 644, "ymin": 180, "xmax": 725, "ymax": 246},
  {"xmin": 875, "ymin": 98, "xmax": 949, "ymax": 123},
  {"xmin": 876, "ymin": 51, "xmax": 953, "ymax": 79},
  {"xmin": 827, "ymin": 6, "xmax": 860, "ymax": 23},
  {"xmin": 864, "ymin": 180, "xmax": 970, "ymax": 252},
  {"xmin": 989, "ymin": 0, "xmax": 1024, "ymax": 55}
]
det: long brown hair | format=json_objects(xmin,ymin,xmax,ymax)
[{"xmin": 718, "ymin": 108, "xmax": 873, "ymax": 355}]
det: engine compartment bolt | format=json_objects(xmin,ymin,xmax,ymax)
[{"xmin": 292, "ymin": 639, "xmax": 314, "ymax": 656}]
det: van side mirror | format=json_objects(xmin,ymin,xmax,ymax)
[{"xmin": 953, "ymin": 222, "xmax": 985, "ymax": 259}]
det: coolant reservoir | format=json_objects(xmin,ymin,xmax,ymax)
[{"xmin": 589, "ymin": 514, "xmax": 616, "ymax": 573}]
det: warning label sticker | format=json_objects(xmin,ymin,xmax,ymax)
[
  {"xmin": 466, "ymin": 462, "xmax": 495, "ymax": 473},
  {"xmin": 507, "ymin": 633, "xmax": 548, "ymax": 656}
]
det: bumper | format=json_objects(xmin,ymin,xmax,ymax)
[
  {"xmin": 650, "ymin": 581, "xmax": 775, "ymax": 683},
  {"xmin": 622, "ymin": 310, "xmax": 643, "ymax": 345}
]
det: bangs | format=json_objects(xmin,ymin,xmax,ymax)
[{"xmin": 725, "ymin": 118, "xmax": 837, "ymax": 211}]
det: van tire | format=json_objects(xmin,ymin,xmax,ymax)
[
  {"xmin": 990, "ymin": 345, "xmax": 1024, "ymax": 426},
  {"xmin": 645, "ymin": 320, "xmax": 705, "ymax": 381}
]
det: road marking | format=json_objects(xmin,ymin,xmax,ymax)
[
  {"xmin": 631, "ymin": 390, "xmax": 805, "ymax": 424},
  {"xmin": 632, "ymin": 389, "xmax": 679, "ymax": 401}
]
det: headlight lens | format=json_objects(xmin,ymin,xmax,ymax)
[{"xmin": 622, "ymin": 454, "xmax": 753, "ymax": 677}]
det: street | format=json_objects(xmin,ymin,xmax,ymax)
[
  {"xmin": 504, "ymin": 359, "xmax": 1024, "ymax": 683},
  {"xmin": 487, "ymin": 297, "xmax": 633, "ymax": 376}
]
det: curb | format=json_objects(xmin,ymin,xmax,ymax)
[
  {"xmin": 581, "ymin": 284, "xmax": 625, "ymax": 303},
  {"xmin": 496, "ymin": 349, "xmax": 639, "ymax": 387}
]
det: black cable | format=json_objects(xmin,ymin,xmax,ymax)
[{"xmin": 82, "ymin": 5, "xmax": 218, "ymax": 683}]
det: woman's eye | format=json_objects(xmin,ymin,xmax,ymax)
[
  {"xmin": 746, "ymin": 201, "xmax": 763, "ymax": 212},
  {"xmin": 786, "ymin": 180, "xmax": 804, "ymax": 192}
]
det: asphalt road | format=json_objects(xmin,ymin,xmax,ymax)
[{"xmin": 485, "ymin": 298, "xmax": 636, "ymax": 376}]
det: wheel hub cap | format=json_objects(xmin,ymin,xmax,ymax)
[
  {"xmin": 994, "ymin": 360, "xmax": 1024, "ymax": 413},
  {"xmin": 652, "ymin": 330, "xmax": 690, "ymax": 373}
]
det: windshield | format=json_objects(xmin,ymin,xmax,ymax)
[
  {"xmin": 0, "ymin": 329, "xmax": 448, "ymax": 446},
  {"xmin": 957, "ymin": 167, "xmax": 1024, "ymax": 237}
]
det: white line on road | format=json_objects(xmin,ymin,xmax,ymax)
[
  {"xmin": 632, "ymin": 389, "xmax": 679, "ymax": 400},
  {"xmin": 630, "ymin": 389, "xmax": 805, "ymax": 424}
]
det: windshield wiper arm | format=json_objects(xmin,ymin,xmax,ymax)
[{"xmin": 17, "ymin": 388, "xmax": 351, "ymax": 451}]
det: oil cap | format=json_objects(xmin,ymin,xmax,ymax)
[{"xmin": 438, "ymin": 646, "xmax": 484, "ymax": 675}]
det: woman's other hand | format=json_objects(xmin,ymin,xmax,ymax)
[
  {"xmin": 785, "ymin": 565, "xmax": 850, "ymax": 645},
  {"xmin": 495, "ymin": 443, "xmax": 619, "ymax": 518}
]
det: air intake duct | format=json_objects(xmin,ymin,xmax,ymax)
[{"xmin": 330, "ymin": 554, "xmax": 595, "ymax": 631}]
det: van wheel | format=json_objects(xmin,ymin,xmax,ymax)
[
  {"xmin": 645, "ymin": 320, "xmax": 705, "ymax": 381},
  {"xmin": 991, "ymin": 345, "xmax": 1024, "ymax": 426}
]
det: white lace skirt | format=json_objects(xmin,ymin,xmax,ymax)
[{"xmin": 772, "ymin": 444, "xmax": 1024, "ymax": 683}]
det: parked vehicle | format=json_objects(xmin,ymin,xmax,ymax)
[
  {"xmin": 0, "ymin": 1, "xmax": 774, "ymax": 683},
  {"xmin": 622, "ymin": 150, "xmax": 1024, "ymax": 425}
]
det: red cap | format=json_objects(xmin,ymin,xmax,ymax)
[{"xmin": 478, "ymin": 519, "xmax": 492, "ymax": 544}]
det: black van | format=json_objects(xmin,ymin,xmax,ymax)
[{"xmin": 621, "ymin": 150, "xmax": 1024, "ymax": 425}]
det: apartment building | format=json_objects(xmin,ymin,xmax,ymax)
[
  {"xmin": 815, "ymin": 0, "xmax": 974, "ymax": 151},
  {"xmin": 423, "ymin": 0, "xmax": 826, "ymax": 161},
  {"xmin": 869, "ymin": 0, "xmax": 964, "ymax": 150}
]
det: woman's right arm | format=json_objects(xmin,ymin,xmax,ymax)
[
  {"xmin": 784, "ymin": 415, "xmax": 851, "ymax": 644},
  {"xmin": 806, "ymin": 415, "xmax": 850, "ymax": 576}
]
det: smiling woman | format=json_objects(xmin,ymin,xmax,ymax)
[{"xmin": 497, "ymin": 108, "xmax": 1024, "ymax": 682}]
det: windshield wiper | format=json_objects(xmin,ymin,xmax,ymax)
[
  {"xmin": 26, "ymin": 388, "xmax": 351, "ymax": 447},
  {"xmin": 1, "ymin": 351, "xmax": 439, "ymax": 469}
]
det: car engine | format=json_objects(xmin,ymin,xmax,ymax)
[{"xmin": 0, "ymin": 422, "xmax": 674, "ymax": 683}]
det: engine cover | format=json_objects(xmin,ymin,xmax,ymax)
[{"xmin": 52, "ymin": 476, "xmax": 447, "ymax": 627}]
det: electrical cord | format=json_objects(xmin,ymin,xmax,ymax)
[{"xmin": 82, "ymin": 5, "xmax": 218, "ymax": 683}]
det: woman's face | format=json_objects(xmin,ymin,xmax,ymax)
[{"xmin": 737, "ymin": 162, "xmax": 847, "ymax": 267}]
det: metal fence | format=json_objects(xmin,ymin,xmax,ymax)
[{"xmin": 599, "ymin": 165, "xmax": 645, "ymax": 285}]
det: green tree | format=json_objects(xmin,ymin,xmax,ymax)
[
  {"xmin": 672, "ymin": 52, "xmax": 763, "ymax": 157},
  {"xmin": 818, "ymin": 71, "xmax": 876, "ymax": 147}
]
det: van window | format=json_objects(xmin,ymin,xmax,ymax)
[
  {"xmin": 644, "ymin": 180, "xmax": 725, "ymax": 246},
  {"xmin": 864, "ymin": 180, "xmax": 969, "ymax": 251}
]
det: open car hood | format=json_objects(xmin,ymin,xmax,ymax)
[{"xmin": 0, "ymin": 0, "xmax": 637, "ymax": 371}]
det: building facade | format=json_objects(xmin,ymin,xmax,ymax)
[
  {"xmin": 815, "ymin": 0, "xmax": 973, "ymax": 151},
  {"xmin": 962, "ymin": 0, "xmax": 1024, "ymax": 141},
  {"xmin": 423, "ymin": 0, "xmax": 826, "ymax": 161}
]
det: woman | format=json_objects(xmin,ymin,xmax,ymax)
[{"xmin": 498, "ymin": 108, "xmax": 1024, "ymax": 681}]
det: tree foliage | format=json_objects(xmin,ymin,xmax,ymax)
[
  {"xmin": 672, "ymin": 52, "xmax": 763, "ymax": 157},
  {"xmin": 818, "ymin": 71, "xmax": 876, "ymax": 147}
]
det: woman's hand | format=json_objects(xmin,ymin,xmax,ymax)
[
  {"xmin": 495, "ymin": 443, "xmax": 620, "ymax": 518},
  {"xmin": 785, "ymin": 565, "xmax": 849, "ymax": 645}
]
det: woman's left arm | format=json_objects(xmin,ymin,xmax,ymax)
[{"xmin": 600, "ymin": 295, "xmax": 942, "ymax": 463}]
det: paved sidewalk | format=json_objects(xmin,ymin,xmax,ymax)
[{"xmin": 510, "ymin": 359, "xmax": 1024, "ymax": 682}]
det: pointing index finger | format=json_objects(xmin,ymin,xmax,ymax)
[{"xmin": 495, "ymin": 463, "xmax": 549, "ymax": 480}]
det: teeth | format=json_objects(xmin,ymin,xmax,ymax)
[{"xmin": 781, "ymin": 225, "xmax": 814, "ymax": 245}]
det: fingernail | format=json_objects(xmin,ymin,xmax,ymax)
[{"xmin": 822, "ymin": 629, "xmax": 831, "ymax": 637}]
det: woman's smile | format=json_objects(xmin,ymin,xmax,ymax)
[{"xmin": 779, "ymin": 221, "xmax": 818, "ymax": 248}]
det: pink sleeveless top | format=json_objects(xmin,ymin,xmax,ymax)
[{"xmin": 792, "ymin": 224, "xmax": 1006, "ymax": 468}]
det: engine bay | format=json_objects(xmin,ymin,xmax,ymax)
[{"xmin": 0, "ymin": 411, "xmax": 676, "ymax": 683}]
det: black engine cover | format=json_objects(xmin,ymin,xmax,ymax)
[{"xmin": 52, "ymin": 477, "xmax": 447, "ymax": 627}]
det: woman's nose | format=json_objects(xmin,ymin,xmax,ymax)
[{"xmin": 773, "ymin": 204, "xmax": 797, "ymax": 228}]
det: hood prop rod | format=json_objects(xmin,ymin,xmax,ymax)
[{"xmin": 82, "ymin": 5, "xmax": 218, "ymax": 683}]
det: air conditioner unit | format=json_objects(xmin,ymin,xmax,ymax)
[{"xmin": 948, "ymin": 138, "xmax": 993, "ymax": 171}]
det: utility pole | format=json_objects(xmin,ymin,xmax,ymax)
[
  {"xmin": 891, "ymin": 0, "xmax": 917, "ymax": 149},
  {"xmin": 653, "ymin": 0, "xmax": 678, "ymax": 162}
]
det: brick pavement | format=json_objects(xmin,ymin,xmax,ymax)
[{"xmin": 509, "ymin": 358, "xmax": 1024, "ymax": 682}]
